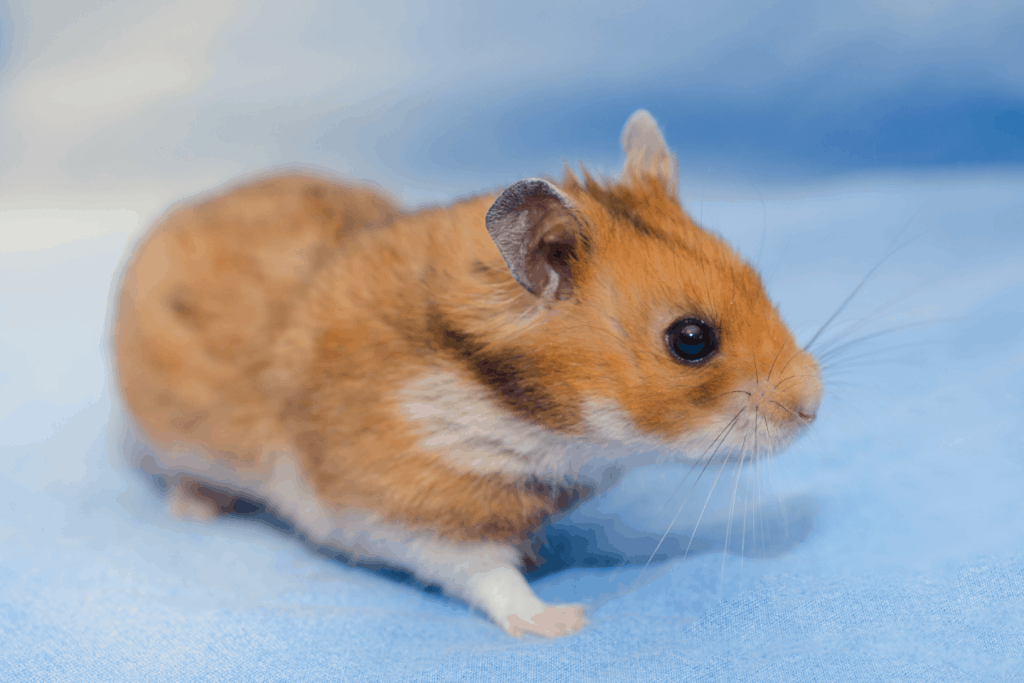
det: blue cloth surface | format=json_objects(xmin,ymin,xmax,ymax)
[{"xmin": 2, "ymin": 172, "xmax": 1024, "ymax": 682}]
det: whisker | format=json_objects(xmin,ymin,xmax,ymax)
[
  {"xmin": 769, "ymin": 399, "xmax": 800, "ymax": 419},
  {"xmin": 654, "ymin": 409, "xmax": 746, "ymax": 516},
  {"xmin": 814, "ymin": 316, "xmax": 942, "ymax": 360},
  {"xmin": 711, "ymin": 390, "xmax": 753, "ymax": 400},
  {"xmin": 817, "ymin": 317, "xmax": 961, "ymax": 364},
  {"xmin": 752, "ymin": 408, "xmax": 765, "ymax": 558},
  {"xmin": 754, "ymin": 429, "xmax": 766, "ymax": 559},
  {"xmin": 761, "ymin": 413, "xmax": 787, "ymax": 536},
  {"xmin": 819, "ymin": 341, "xmax": 930, "ymax": 370},
  {"xmin": 775, "ymin": 349, "xmax": 804, "ymax": 383},
  {"xmin": 766, "ymin": 457, "xmax": 789, "ymax": 538},
  {"xmin": 803, "ymin": 218, "xmax": 922, "ymax": 352},
  {"xmin": 797, "ymin": 416, "xmax": 828, "ymax": 455},
  {"xmin": 818, "ymin": 378, "xmax": 861, "ymax": 391},
  {"xmin": 637, "ymin": 408, "xmax": 746, "ymax": 589},
  {"xmin": 772, "ymin": 373, "xmax": 820, "ymax": 391},
  {"xmin": 681, "ymin": 437, "xmax": 734, "ymax": 568},
  {"xmin": 809, "ymin": 277, "xmax": 942, "ymax": 357},
  {"xmin": 767, "ymin": 398, "xmax": 828, "ymax": 455},
  {"xmin": 819, "ymin": 391, "xmax": 879, "ymax": 436},
  {"xmin": 753, "ymin": 406, "xmax": 759, "ymax": 466},
  {"xmin": 723, "ymin": 429, "xmax": 751, "ymax": 579},
  {"xmin": 767, "ymin": 343, "xmax": 787, "ymax": 384},
  {"xmin": 741, "ymin": 444, "xmax": 750, "ymax": 565},
  {"xmin": 823, "ymin": 357, "xmax": 925, "ymax": 374},
  {"xmin": 768, "ymin": 399, "xmax": 817, "ymax": 434}
]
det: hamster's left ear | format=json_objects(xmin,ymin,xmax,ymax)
[
  {"xmin": 485, "ymin": 178, "xmax": 582, "ymax": 301},
  {"xmin": 620, "ymin": 109, "xmax": 678, "ymax": 196}
]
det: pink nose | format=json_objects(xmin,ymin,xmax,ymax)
[{"xmin": 794, "ymin": 392, "xmax": 820, "ymax": 422}]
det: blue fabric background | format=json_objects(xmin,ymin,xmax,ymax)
[
  {"xmin": 2, "ymin": 1, "xmax": 1024, "ymax": 679},
  {"xmin": 2, "ymin": 173, "xmax": 1023, "ymax": 681}
]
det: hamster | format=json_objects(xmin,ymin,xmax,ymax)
[{"xmin": 112, "ymin": 110, "xmax": 822, "ymax": 638}]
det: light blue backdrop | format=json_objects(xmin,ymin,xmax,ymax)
[{"xmin": 1, "ymin": 1, "xmax": 1022, "ymax": 680}]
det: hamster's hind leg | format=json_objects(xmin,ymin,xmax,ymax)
[{"xmin": 166, "ymin": 477, "xmax": 239, "ymax": 521}]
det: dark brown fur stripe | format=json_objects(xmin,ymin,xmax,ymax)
[
  {"xmin": 566, "ymin": 171, "xmax": 675, "ymax": 244},
  {"xmin": 427, "ymin": 309, "xmax": 581, "ymax": 431}
]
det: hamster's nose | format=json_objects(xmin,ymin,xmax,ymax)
[
  {"xmin": 795, "ymin": 395, "xmax": 819, "ymax": 422},
  {"xmin": 785, "ymin": 351, "xmax": 822, "ymax": 423},
  {"xmin": 793, "ymin": 373, "xmax": 822, "ymax": 423}
]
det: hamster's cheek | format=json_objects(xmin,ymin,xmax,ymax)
[
  {"xmin": 580, "ymin": 393, "xmax": 749, "ymax": 464},
  {"xmin": 580, "ymin": 363, "xmax": 819, "ymax": 466}
]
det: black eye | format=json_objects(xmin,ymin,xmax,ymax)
[{"xmin": 666, "ymin": 318, "xmax": 717, "ymax": 363}]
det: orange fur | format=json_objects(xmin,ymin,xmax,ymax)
[{"xmin": 114, "ymin": 128, "xmax": 820, "ymax": 553}]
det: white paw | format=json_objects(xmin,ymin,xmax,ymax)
[{"xmin": 504, "ymin": 604, "xmax": 587, "ymax": 638}]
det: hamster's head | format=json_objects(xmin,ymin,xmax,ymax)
[{"xmin": 483, "ymin": 110, "xmax": 821, "ymax": 463}]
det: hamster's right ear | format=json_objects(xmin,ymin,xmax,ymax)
[
  {"xmin": 620, "ymin": 109, "xmax": 678, "ymax": 196},
  {"xmin": 485, "ymin": 178, "xmax": 582, "ymax": 301}
]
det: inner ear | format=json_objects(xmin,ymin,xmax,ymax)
[{"xmin": 485, "ymin": 178, "xmax": 581, "ymax": 300}]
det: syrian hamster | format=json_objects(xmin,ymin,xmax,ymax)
[{"xmin": 112, "ymin": 110, "xmax": 822, "ymax": 637}]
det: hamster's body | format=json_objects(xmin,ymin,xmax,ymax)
[{"xmin": 113, "ymin": 111, "xmax": 822, "ymax": 637}]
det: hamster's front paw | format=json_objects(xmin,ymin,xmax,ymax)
[
  {"xmin": 505, "ymin": 604, "xmax": 587, "ymax": 638},
  {"xmin": 465, "ymin": 565, "xmax": 587, "ymax": 638}
]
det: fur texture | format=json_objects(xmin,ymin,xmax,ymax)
[{"xmin": 112, "ymin": 112, "xmax": 821, "ymax": 636}]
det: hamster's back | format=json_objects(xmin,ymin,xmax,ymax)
[{"xmin": 113, "ymin": 173, "xmax": 400, "ymax": 461}]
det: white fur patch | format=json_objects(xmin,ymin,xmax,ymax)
[
  {"xmin": 467, "ymin": 566, "xmax": 546, "ymax": 624},
  {"xmin": 399, "ymin": 371, "xmax": 804, "ymax": 487},
  {"xmin": 398, "ymin": 371, "xmax": 631, "ymax": 487}
]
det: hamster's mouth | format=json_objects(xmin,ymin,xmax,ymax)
[
  {"xmin": 662, "ymin": 412, "xmax": 808, "ymax": 466},
  {"xmin": 646, "ymin": 390, "xmax": 817, "ymax": 466},
  {"xmin": 580, "ymin": 395, "xmax": 815, "ymax": 469}
]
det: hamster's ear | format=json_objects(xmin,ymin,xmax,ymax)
[
  {"xmin": 620, "ymin": 109, "xmax": 678, "ymax": 195},
  {"xmin": 485, "ymin": 178, "xmax": 582, "ymax": 301}
]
